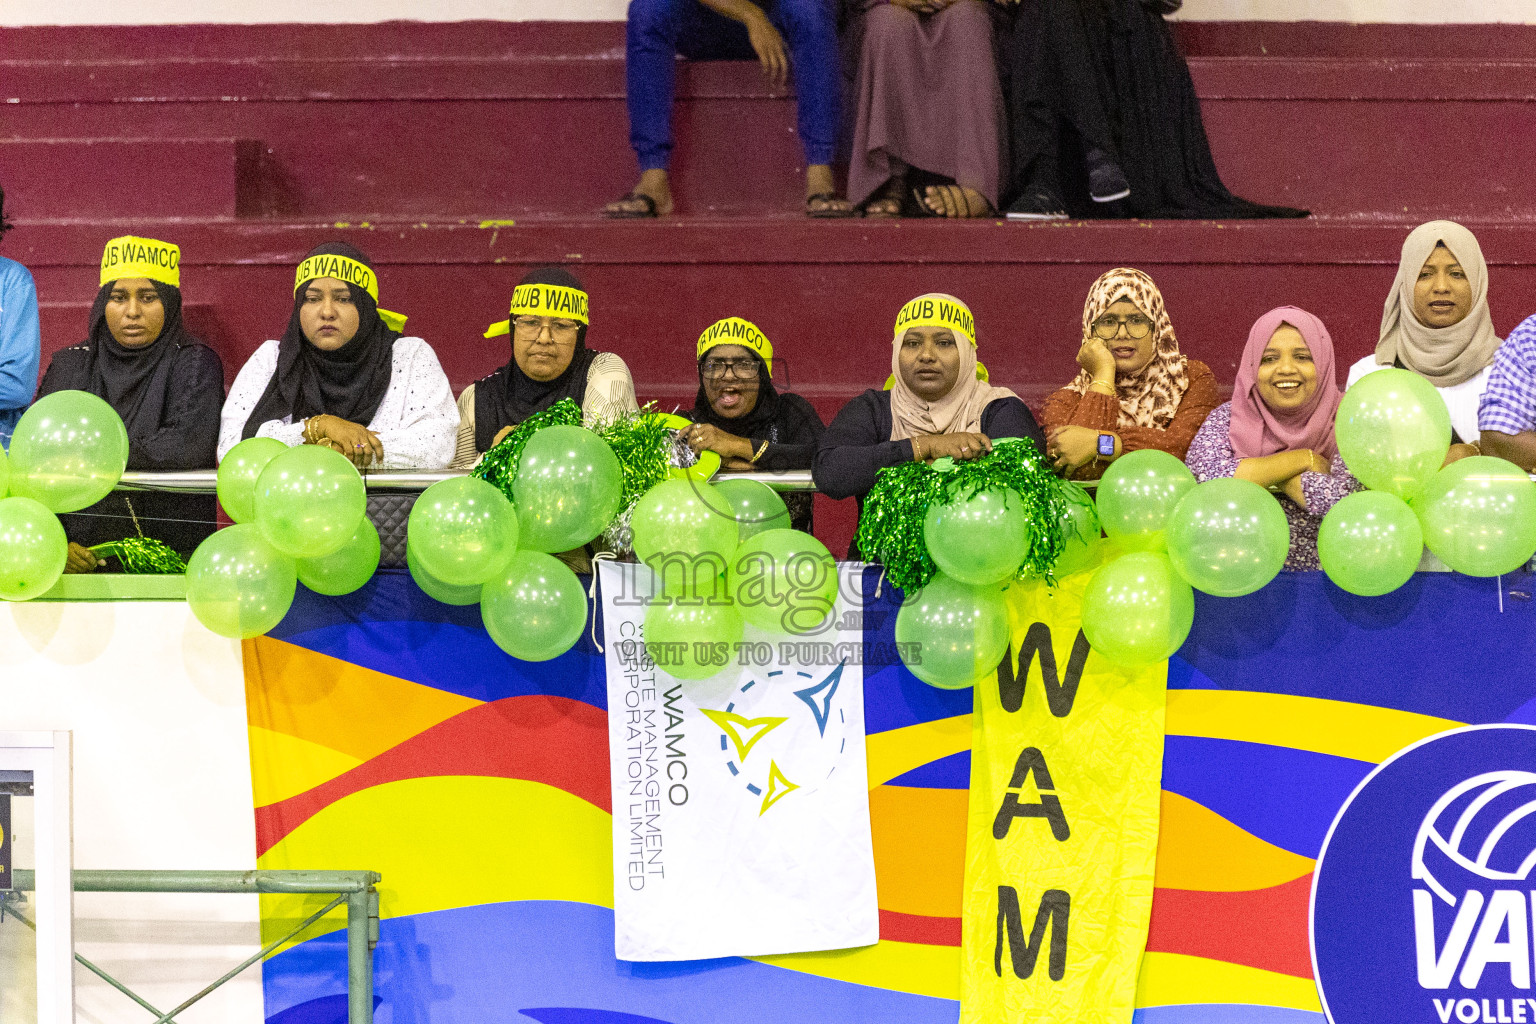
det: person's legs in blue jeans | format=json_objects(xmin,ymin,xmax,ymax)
[{"xmin": 607, "ymin": 0, "xmax": 851, "ymax": 216}]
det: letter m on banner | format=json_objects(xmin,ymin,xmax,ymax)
[{"xmin": 960, "ymin": 578, "xmax": 1168, "ymax": 1024}]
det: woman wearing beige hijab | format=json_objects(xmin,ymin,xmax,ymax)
[
  {"xmin": 814, "ymin": 292, "xmax": 1045, "ymax": 557},
  {"xmin": 1346, "ymin": 220, "xmax": 1501, "ymax": 459}
]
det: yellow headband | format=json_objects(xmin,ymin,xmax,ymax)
[
  {"xmin": 485, "ymin": 283, "xmax": 590, "ymax": 338},
  {"xmin": 893, "ymin": 294, "xmax": 977, "ymax": 350},
  {"xmin": 696, "ymin": 316, "xmax": 773, "ymax": 375},
  {"xmin": 294, "ymin": 253, "xmax": 407, "ymax": 333},
  {"xmin": 100, "ymin": 236, "xmax": 180, "ymax": 289}
]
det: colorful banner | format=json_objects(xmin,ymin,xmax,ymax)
[
  {"xmin": 599, "ymin": 562, "xmax": 878, "ymax": 961},
  {"xmin": 240, "ymin": 568, "xmax": 1536, "ymax": 1024},
  {"xmin": 961, "ymin": 573, "xmax": 1166, "ymax": 1023}
]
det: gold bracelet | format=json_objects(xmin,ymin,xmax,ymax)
[
  {"xmin": 1088, "ymin": 381, "xmax": 1117, "ymax": 397},
  {"xmin": 912, "ymin": 437, "xmax": 924, "ymax": 462},
  {"xmin": 750, "ymin": 440, "xmax": 770, "ymax": 464}
]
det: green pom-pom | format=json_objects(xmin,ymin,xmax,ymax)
[
  {"xmin": 89, "ymin": 537, "xmax": 188, "ymax": 574},
  {"xmin": 855, "ymin": 437, "xmax": 1072, "ymax": 591}
]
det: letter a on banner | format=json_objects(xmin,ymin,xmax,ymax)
[{"xmin": 960, "ymin": 571, "xmax": 1166, "ymax": 1023}]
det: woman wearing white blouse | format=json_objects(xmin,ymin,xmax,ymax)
[{"xmin": 217, "ymin": 242, "xmax": 457, "ymax": 470}]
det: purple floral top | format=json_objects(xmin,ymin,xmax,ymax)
[{"xmin": 1184, "ymin": 403, "xmax": 1363, "ymax": 571}]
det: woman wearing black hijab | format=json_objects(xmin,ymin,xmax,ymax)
[
  {"xmin": 682, "ymin": 317, "xmax": 824, "ymax": 533},
  {"xmin": 218, "ymin": 242, "xmax": 457, "ymax": 469},
  {"xmin": 451, "ymin": 266, "xmax": 638, "ymax": 468},
  {"xmin": 39, "ymin": 235, "xmax": 224, "ymax": 571}
]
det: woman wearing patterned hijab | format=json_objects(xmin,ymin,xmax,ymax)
[
  {"xmin": 1346, "ymin": 220, "xmax": 1500, "ymax": 459},
  {"xmin": 1041, "ymin": 267, "xmax": 1220, "ymax": 479},
  {"xmin": 815, "ymin": 292, "xmax": 1046, "ymax": 557}
]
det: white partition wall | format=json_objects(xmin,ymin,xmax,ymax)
[{"xmin": 0, "ymin": 731, "xmax": 73, "ymax": 1024}]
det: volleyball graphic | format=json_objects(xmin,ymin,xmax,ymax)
[{"xmin": 1411, "ymin": 770, "xmax": 1536, "ymax": 905}]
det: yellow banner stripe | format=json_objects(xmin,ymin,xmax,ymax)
[
  {"xmin": 865, "ymin": 713, "xmax": 972, "ymax": 789},
  {"xmin": 258, "ymin": 776, "xmax": 612, "ymax": 953},
  {"xmin": 1135, "ymin": 951, "xmax": 1322, "ymax": 1012},
  {"xmin": 1165, "ymin": 689, "xmax": 1461, "ymax": 764}
]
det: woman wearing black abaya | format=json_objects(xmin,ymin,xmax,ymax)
[
  {"xmin": 40, "ymin": 236, "xmax": 224, "ymax": 571},
  {"xmin": 682, "ymin": 317, "xmax": 824, "ymax": 533},
  {"xmin": 451, "ymin": 266, "xmax": 638, "ymax": 469},
  {"xmin": 1002, "ymin": 0, "xmax": 1307, "ymax": 220}
]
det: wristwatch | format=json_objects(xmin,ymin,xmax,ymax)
[{"xmin": 1097, "ymin": 433, "xmax": 1116, "ymax": 458}]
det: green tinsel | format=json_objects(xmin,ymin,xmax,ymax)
[
  {"xmin": 89, "ymin": 538, "xmax": 187, "ymax": 574},
  {"xmin": 855, "ymin": 437, "xmax": 1072, "ymax": 592},
  {"xmin": 595, "ymin": 404, "xmax": 674, "ymax": 515},
  {"xmin": 470, "ymin": 397, "xmax": 583, "ymax": 496}
]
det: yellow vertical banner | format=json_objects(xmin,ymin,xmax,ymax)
[{"xmin": 960, "ymin": 572, "xmax": 1167, "ymax": 1023}]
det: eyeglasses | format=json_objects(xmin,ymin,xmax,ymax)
[
  {"xmin": 701, "ymin": 357, "xmax": 760, "ymax": 380},
  {"xmin": 1091, "ymin": 314, "xmax": 1153, "ymax": 340},
  {"xmin": 512, "ymin": 316, "xmax": 581, "ymax": 340}
]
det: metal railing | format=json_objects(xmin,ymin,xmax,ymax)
[
  {"xmin": 5, "ymin": 868, "xmax": 380, "ymax": 1024},
  {"xmin": 118, "ymin": 468, "xmax": 820, "ymax": 493}
]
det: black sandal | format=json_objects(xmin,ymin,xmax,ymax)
[
  {"xmin": 806, "ymin": 192, "xmax": 858, "ymax": 219},
  {"xmin": 604, "ymin": 192, "xmax": 658, "ymax": 219}
]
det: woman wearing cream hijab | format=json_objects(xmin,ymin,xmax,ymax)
[
  {"xmin": 814, "ymin": 292, "xmax": 1046, "ymax": 557},
  {"xmin": 1346, "ymin": 220, "xmax": 1501, "ymax": 460}
]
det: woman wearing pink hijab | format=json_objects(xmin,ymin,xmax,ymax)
[{"xmin": 1184, "ymin": 306, "xmax": 1362, "ymax": 571}]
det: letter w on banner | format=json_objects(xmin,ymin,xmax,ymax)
[
  {"xmin": 599, "ymin": 561, "xmax": 879, "ymax": 961},
  {"xmin": 961, "ymin": 573, "xmax": 1166, "ymax": 1022}
]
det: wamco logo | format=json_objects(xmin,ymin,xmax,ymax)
[
  {"xmin": 1313, "ymin": 725, "xmax": 1536, "ymax": 1024},
  {"xmin": 1411, "ymin": 771, "xmax": 1536, "ymax": 1021}
]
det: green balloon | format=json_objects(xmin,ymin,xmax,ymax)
[
  {"xmin": 894, "ymin": 572, "xmax": 1010, "ymax": 689},
  {"xmin": 1054, "ymin": 481, "xmax": 1103, "ymax": 577},
  {"xmin": 407, "ymin": 546, "xmax": 482, "ymax": 606},
  {"xmin": 1318, "ymin": 490, "xmax": 1423, "ymax": 596},
  {"xmin": 297, "ymin": 518, "xmax": 380, "ymax": 596},
  {"xmin": 8, "ymin": 390, "xmax": 129, "ymax": 513},
  {"xmin": 481, "ymin": 550, "xmax": 589, "ymax": 661},
  {"xmin": 0, "ymin": 496, "xmax": 67, "ymax": 601},
  {"xmin": 1080, "ymin": 551, "xmax": 1194, "ymax": 666},
  {"xmin": 713, "ymin": 478, "xmax": 790, "ymax": 542},
  {"xmin": 1094, "ymin": 449, "xmax": 1196, "ymax": 551},
  {"xmin": 643, "ymin": 595, "xmax": 744, "ymax": 680},
  {"xmin": 185, "ymin": 525, "xmax": 298, "ymax": 639},
  {"xmin": 408, "ymin": 476, "xmax": 519, "ymax": 586},
  {"xmin": 513, "ymin": 425, "xmax": 622, "ymax": 553},
  {"xmin": 1414, "ymin": 455, "xmax": 1536, "ymax": 577},
  {"xmin": 217, "ymin": 437, "xmax": 288, "ymax": 524},
  {"xmin": 729, "ymin": 528, "xmax": 838, "ymax": 635},
  {"xmin": 1336, "ymin": 367, "xmax": 1451, "ymax": 500},
  {"xmin": 923, "ymin": 487, "xmax": 1030, "ymax": 586},
  {"xmin": 253, "ymin": 444, "xmax": 367, "ymax": 559},
  {"xmin": 631, "ymin": 477, "xmax": 739, "ymax": 570},
  {"xmin": 1165, "ymin": 478, "xmax": 1289, "ymax": 597}
]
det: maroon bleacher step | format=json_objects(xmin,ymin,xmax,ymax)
[{"xmin": 0, "ymin": 138, "xmax": 262, "ymax": 220}]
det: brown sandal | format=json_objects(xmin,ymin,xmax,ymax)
[
  {"xmin": 914, "ymin": 184, "xmax": 993, "ymax": 219},
  {"xmin": 604, "ymin": 192, "xmax": 658, "ymax": 219}
]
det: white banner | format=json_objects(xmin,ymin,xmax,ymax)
[{"xmin": 599, "ymin": 560, "xmax": 879, "ymax": 962}]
